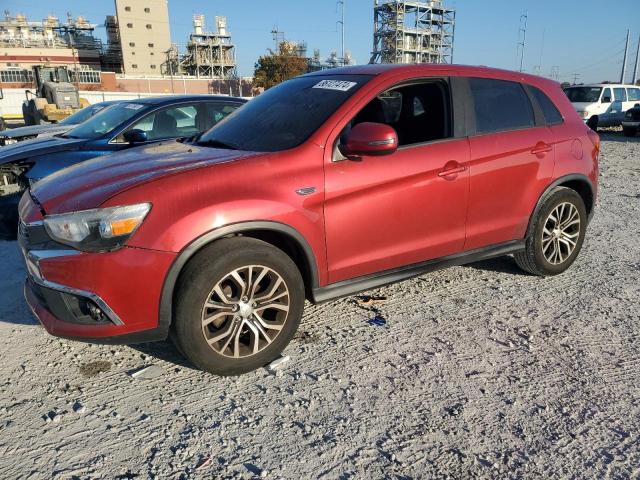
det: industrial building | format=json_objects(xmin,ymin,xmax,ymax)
[
  {"xmin": 370, "ymin": 0, "xmax": 455, "ymax": 64},
  {"xmin": 111, "ymin": 0, "xmax": 172, "ymax": 75},
  {"xmin": 176, "ymin": 15, "xmax": 237, "ymax": 78},
  {"xmin": 0, "ymin": 12, "xmax": 102, "ymax": 84}
]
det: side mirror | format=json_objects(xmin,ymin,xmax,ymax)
[
  {"xmin": 602, "ymin": 96, "xmax": 612, "ymax": 103},
  {"xmin": 635, "ymin": 103, "xmax": 640, "ymax": 108},
  {"xmin": 341, "ymin": 122, "xmax": 398, "ymax": 158},
  {"xmin": 123, "ymin": 129, "xmax": 147, "ymax": 144}
]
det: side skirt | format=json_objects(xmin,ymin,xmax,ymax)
[{"xmin": 311, "ymin": 240, "xmax": 525, "ymax": 304}]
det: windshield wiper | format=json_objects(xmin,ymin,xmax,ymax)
[{"xmin": 197, "ymin": 139, "xmax": 239, "ymax": 150}]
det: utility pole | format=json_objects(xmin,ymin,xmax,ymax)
[
  {"xmin": 621, "ymin": 29, "xmax": 630, "ymax": 84},
  {"xmin": 337, "ymin": 0, "xmax": 346, "ymax": 66},
  {"xmin": 517, "ymin": 12, "xmax": 528, "ymax": 73},
  {"xmin": 633, "ymin": 34, "xmax": 640, "ymax": 85},
  {"xmin": 550, "ymin": 65, "xmax": 560, "ymax": 81}
]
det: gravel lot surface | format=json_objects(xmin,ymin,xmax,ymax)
[{"xmin": 0, "ymin": 133, "xmax": 639, "ymax": 479}]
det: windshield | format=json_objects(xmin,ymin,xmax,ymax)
[
  {"xmin": 59, "ymin": 102, "xmax": 114, "ymax": 126},
  {"xmin": 564, "ymin": 87, "xmax": 603, "ymax": 103},
  {"xmin": 198, "ymin": 75, "xmax": 373, "ymax": 152},
  {"xmin": 63, "ymin": 102, "xmax": 148, "ymax": 139}
]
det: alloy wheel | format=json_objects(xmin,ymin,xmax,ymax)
[
  {"xmin": 541, "ymin": 202, "xmax": 581, "ymax": 265},
  {"xmin": 200, "ymin": 265, "xmax": 290, "ymax": 358}
]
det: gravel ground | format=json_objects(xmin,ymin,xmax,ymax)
[{"xmin": 0, "ymin": 133, "xmax": 639, "ymax": 479}]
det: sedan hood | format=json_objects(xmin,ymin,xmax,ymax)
[
  {"xmin": 0, "ymin": 124, "xmax": 71, "ymax": 141},
  {"xmin": 0, "ymin": 135, "xmax": 86, "ymax": 164},
  {"xmin": 31, "ymin": 140, "xmax": 263, "ymax": 214}
]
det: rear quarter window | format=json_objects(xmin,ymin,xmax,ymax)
[
  {"xmin": 627, "ymin": 88, "xmax": 640, "ymax": 102},
  {"xmin": 530, "ymin": 86, "xmax": 564, "ymax": 124},
  {"xmin": 469, "ymin": 78, "xmax": 535, "ymax": 134},
  {"xmin": 614, "ymin": 88, "xmax": 627, "ymax": 102}
]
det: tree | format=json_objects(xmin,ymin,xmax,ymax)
[{"xmin": 254, "ymin": 42, "xmax": 308, "ymax": 90}]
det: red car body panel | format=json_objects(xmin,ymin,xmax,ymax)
[{"xmin": 19, "ymin": 64, "xmax": 599, "ymax": 342}]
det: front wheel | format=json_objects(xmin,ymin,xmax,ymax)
[
  {"xmin": 514, "ymin": 187, "xmax": 587, "ymax": 276},
  {"xmin": 587, "ymin": 116, "xmax": 598, "ymax": 131},
  {"xmin": 172, "ymin": 237, "xmax": 305, "ymax": 376}
]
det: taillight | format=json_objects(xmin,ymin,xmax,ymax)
[{"xmin": 586, "ymin": 128, "xmax": 600, "ymax": 152}]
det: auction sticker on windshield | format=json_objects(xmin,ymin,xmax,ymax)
[{"xmin": 312, "ymin": 80, "xmax": 358, "ymax": 92}]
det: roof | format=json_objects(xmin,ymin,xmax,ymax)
[
  {"xmin": 564, "ymin": 83, "xmax": 639, "ymax": 88},
  {"xmin": 128, "ymin": 95, "xmax": 247, "ymax": 105},
  {"xmin": 303, "ymin": 63, "xmax": 561, "ymax": 88}
]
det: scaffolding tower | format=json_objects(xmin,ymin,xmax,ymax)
[
  {"xmin": 370, "ymin": 0, "xmax": 455, "ymax": 64},
  {"xmin": 181, "ymin": 15, "xmax": 237, "ymax": 79}
]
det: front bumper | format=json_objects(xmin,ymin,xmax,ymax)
[
  {"xmin": 20, "ymin": 213, "xmax": 177, "ymax": 344},
  {"xmin": 622, "ymin": 120, "xmax": 640, "ymax": 128}
]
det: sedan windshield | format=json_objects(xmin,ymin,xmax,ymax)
[
  {"xmin": 63, "ymin": 102, "xmax": 148, "ymax": 139},
  {"xmin": 59, "ymin": 102, "xmax": 114, "ymax": 126},
  {"xmin": 198, "ymin": 75, "xmax": 373, "ymax": 152},
  {"xmin": 564, "ymin": 87, "xmax": 603, "ymax": 103}
]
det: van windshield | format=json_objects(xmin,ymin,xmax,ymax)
[{"xmin": 564, "ymin": 87, "xmax": 603, "ymax": 103}]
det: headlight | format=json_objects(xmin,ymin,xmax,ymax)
[
  {"xmin": 580, "ymin": 111, "xmax": 591, "ymax": 119},
  {"xmin": 44, "ymin": 203, "xmax": 151, "ymax": 252}
]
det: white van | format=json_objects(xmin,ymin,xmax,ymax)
[{"xmin": 564, "ymin": 83, "xmax": 640, "ymax": 130}]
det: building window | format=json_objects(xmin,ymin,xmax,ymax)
[
  {"xmin": 125, "ymin": 6, "xmax": 131, "ymax": 11},
  {"xmin": 144, "ymin": 7, "xmax": 150, "ymax": 13},
  {"xmin": 127, "ymin": 23, "xmax": 133, "ymax": 28},
  {"xmin": 146, "ymin": 24, "xmax": 152, "ymax": 29},
  {"xmin": 150, "ymin": 52, "xmax": 154, "ymax": 56},
  {"xmin": 148, "ymin": 43, "xmax": 154, "ymax": 47},
  {"xmin": 129, "ymin": 42, "xmax": 135, "ymax": 47},
  {"xmin": 69, "ymin": 69, "xmax": 101, "ymax": 84},
  {"xmin": 0, "ymin": 68, "xmax": 34, "ymax": 83},
  {"xmin": 131, "ymin": 64, "xmax": 138, "ymax": 69},
  {"xmin": 131, "ymin": 51, "xmax": 135, "ymax": 55},
  {"xmin": 150, "ymin": 64, "xmax": 157, "ymax": 69}
]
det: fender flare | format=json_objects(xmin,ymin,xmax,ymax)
[
  {"xmin": 525, "ymin": 173, "xmax": 595, "ymax": 237},
  {"xmin": 157, "ymin": 220, "xmax": 319, "ymax": 333}
]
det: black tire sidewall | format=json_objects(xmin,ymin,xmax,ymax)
[
  {"xmin": 531, "ymin": 188, "xmax": 587, "ymax": 275},
  {"xmin": 173, "ymin": 238, "xmax": 304, "ymax": 376}
]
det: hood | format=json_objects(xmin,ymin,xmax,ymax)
[
  {"xmin": 31, "ymin": 140, "xmax": 263, "ymax": 214},
  {"xmin": 0, "ymin": 124, "xmax": 71, "ymax": 140},
  {"xmin": 569, "ymin": 102, "xmax": 597, "ymax": 112},
  {"xmin": 0, "ymin": 135, "xmax": 86, "ymax": 164}
]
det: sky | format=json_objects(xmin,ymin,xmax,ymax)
[{"xmin": 5, "ymin": 0, "xmax": 640, "ymax": 84}]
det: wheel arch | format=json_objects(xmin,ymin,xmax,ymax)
[
  {"xmin": 158, "ymin": 221, "xmax": 319, "ymax": 332},
  {"xmin": 526, "ymin": 174, "xmax": 595, "ymax": 237}
]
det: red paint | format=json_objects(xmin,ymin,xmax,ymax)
[{"xmin": 21, "ymin": 64, "xmax": 599, "ymax": 341}]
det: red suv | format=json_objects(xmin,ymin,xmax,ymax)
[{"xmin": 19, "ymin": 65, "xmax": 599, "ymax": 375}]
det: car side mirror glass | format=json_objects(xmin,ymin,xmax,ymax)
[
  {"xmin": 341, "ymin": 122, "xmax": 398, "ymax": 159},
  {"xmin": 123, "ymin": 129, "xmax": 147, "ymax": 144},
  {"xmin": 602, "ymin": 96, "xmax": 612, "ymax": 103}
]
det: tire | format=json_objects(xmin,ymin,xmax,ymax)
[
  {"xmin": 514, "ymin": 187, "xmax": 587, "ymax": 276},
  {"xmin": 623, "ymin": 126, "xmax": 637, "ymax": 137},
  {"xmin": 172, "ymin": 237, "xmax": 305, "ymax": 376},
  {"xmin": 587, "ymin": 116, "xmax": 598, "ymax": 131}
]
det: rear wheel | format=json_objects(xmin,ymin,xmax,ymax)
[
  {"xmin": 172, "ymin": 237, "xmax": 304, "ymax": 376},
  {"xmin": 587, "ymin": 116, "xmax": 598, "ymax": 131},
  {"xmin": 623, "ymin": 126, "xmax": 637, "ymax": 137},
  {"xmin": 515, "ymin": 187, "xmax": 587, "ymax": 276}
]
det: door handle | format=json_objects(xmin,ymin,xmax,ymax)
[
  {"xmin": 438, "ymin": 163, "xmax": 467, "ymax": 178},
  {"xmin": 531, "ymin": 142, "xmax": 552, "ymax": 155}
]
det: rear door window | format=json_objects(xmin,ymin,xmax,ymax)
[
  {"xmin": 529, "ymin": 86, "xmax": 563, "ymax": 124},
  {"xmin": 627, "ymin": 88, "xmax": 640, "ymax": 102},
  {"xmin": 469, "ymin": 78, "xmax": 535, "ymax": 134},
  {"xmin": 614, "ymin": 88, "xmax": 627, "ymax": 102}
]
